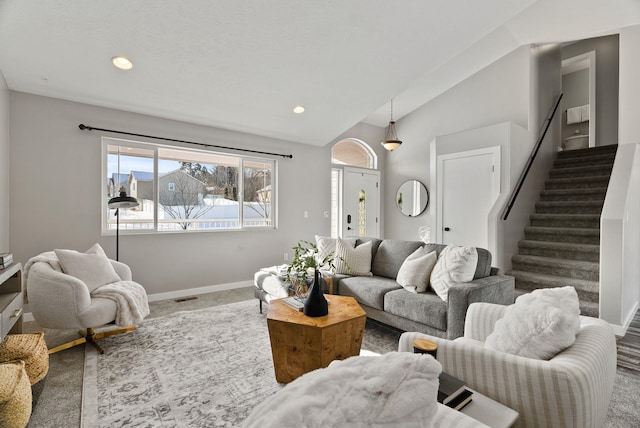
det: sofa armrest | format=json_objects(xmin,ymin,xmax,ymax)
[
  {"xmin": 445, "ymin": 274, "xmax": 514, "ymax": 339},
  {"xmin": 462, "ymin": 302, "xmax": 508, "ymax": 341}
]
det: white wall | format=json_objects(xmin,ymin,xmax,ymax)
[
  {"xmin": 0, "ymin": 71, "xmax": 8, "ymax": 252},
  {"xmin": 9, "ymin": 92, "xmax": 334, "ymax": 296},
  {"xmin": 599, "ymin": 25, "xmax": 640, "ymax": 334},
  {"xmin": 384, "ymin": 45, "xmax": 532, "ymax": 244},
  {"xmin": 619, "ymin": 25, "xmax": 640, "ymax": 145}
]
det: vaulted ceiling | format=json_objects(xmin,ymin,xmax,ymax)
[{"xmin": 1, "ymin": 0, "xmax": 638, "ymax": 146}]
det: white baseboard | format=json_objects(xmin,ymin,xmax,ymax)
[
  {"xmin": 610, "ymin": 301, "xmax": 639, "ymax": 337},
  {"xmin": 22, "ymin": 280, "xmax": 254, "ymax": 324},
  {"xmin": 146, "ymin": 280, "xmax": 253, "ymax": 302}
]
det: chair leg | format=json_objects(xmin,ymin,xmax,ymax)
[{"xmin": 47, "ymin": 326, "xmax": 136, "ymax": 355}]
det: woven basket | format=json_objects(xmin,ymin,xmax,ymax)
[
  {"xmin": 0, "ymin": 361, "xmax": 32, "ymax": 428},
  {"xmin": 0, "ymin": 332, "xmax": 49, "ymax": 385}
]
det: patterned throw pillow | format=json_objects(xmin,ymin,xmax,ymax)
[
  {"xmin": 396, "ymin": 247, "xmax": 438, "ymax": 293},
  {"xmin": 334, "ymin": 239, "xmax": 373, "ymax": 276},
  {"xmin": 429, "ymin": 245, "xmax": 477, "ymax": 301},
  {"xmin": 314, "ymin": 235, "xmax": 356, "ymax": 270}
]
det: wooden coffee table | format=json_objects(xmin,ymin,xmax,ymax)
[{"xmin": 267, "ymin": 294, "xmax": 366, "ymax": 383}]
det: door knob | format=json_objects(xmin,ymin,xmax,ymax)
[{"xmin": 444, "ymin": 227, "xmax": 451, "ymax": 231}]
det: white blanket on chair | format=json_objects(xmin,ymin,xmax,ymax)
[
  {"xmin": 92, "ymin": 280, "xmax": 150, "ymax": 326},
  {"xmin": 242, "ymin": 352, "xmax": 441, "ymax": 428}
]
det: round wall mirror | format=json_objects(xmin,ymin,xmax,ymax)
[{"xmin": 396, "ymin": 180, "xmax": 429, "ymax": 217}]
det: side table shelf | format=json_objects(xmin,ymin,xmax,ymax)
[{"xmin": 0, "ymin": 263, "xmax": 23, "ymax": 340}]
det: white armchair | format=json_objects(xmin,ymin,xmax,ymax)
[
  {"xmin": 399, "ymin": 302, "xmax": 617, "ymax": 428},
  {"xmin": 25, "ymin": 249, "xmax": 148, "ymax": 354}
]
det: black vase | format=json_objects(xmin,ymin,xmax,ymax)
[{"xmin": 304, "ymin": 269, "xmax": 328, "ymax": 317}]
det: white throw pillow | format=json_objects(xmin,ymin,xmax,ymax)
[
  {"xmin": 314, "ymin": 235, "xmax": 355, "ymax": 270},
  {"xmin": 484, "ymin": 286, "xmax": 581, "ymax": 360},
  {"xmin": 429, "ymin": 245, "xmax": 477, "ymax": 301},
  {"xmin": 396, "ymin": 247, "xmax": 438, "ymax": 293},
  {"xmin": 334, "ymin": 239, "xmax": 373, "ymax": 276},
  {"xmin": 55, "ymin": 243, "xmax": 121, "ymax": 292}
]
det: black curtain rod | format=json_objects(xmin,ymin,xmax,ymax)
[{"xmin": 78, "ymin": 124, "xmax": 293, "ymax": 159}]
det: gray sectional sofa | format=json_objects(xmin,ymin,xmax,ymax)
[{"xmin": 333, "ymin": 238, "xmax": 514, "ymax": 339}]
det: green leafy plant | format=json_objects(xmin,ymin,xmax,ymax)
[{"xmin": 285, "ymin": 240, "xmax": 338, "ymax": 295}]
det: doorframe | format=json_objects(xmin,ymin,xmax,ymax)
[
  {"xmin": 435, "ymin": 146, "xmax": 501, "ymax": 245},
  {"xmin": 562, "ymin": 51, "xmax": 596, "ymax": 147},
  {"xmin": 342, "ymin": 166, "xmax": 381, "ymax": 239}
]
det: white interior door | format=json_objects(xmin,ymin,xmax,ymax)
[
  {"xmin": 343, "ymin": 167, "xmax": 380, "ymax": 238},
  {"xmin": 437, "ymin": 147, "xmax": 500, "ymax": 248}
]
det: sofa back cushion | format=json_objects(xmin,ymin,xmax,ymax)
[{"xmin": 371, "ymin": 240, "xmax": 424, "ymax": 279}]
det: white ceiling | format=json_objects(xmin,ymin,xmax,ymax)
[{"xmin": 1, "ymin": 0, "xmax": 638, "ymax": 146}]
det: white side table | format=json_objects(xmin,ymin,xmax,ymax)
[{"xmin": 460, "ymin": 388, "xmax": 519, "ymax": 428}]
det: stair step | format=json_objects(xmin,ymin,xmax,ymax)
[
  {"xmin": 557, "ymin": 145, "xmax": 618, "ymax": 159},
  {"xmin": 539, "ymin": 188, "xmax": 607, "ymax": 202},
  {"xmin": 535, "ymin": 200, "xmax": 603, "ymax": 214},
  {"xmin": 518, "ymin": 240, "xmax": 600, "ymax": 262},
  {"xmin": 530, "ymin": 213, "xmax": 600, "ymax": 228},
  {"xmin": 545, "ymin": 175, "xmax": 611, "ymax": 190},
  {"xmin": 508, "ymin": 270, "xmax": 599, "ymax": 300},
  {"xmin": 511, "ymin": 255, "xmax": 599, "ymax": 280},
  {"xmin": 554, "ymin": 153, "xmax": 615, "ymax": 169},
  {"xmin": 549, "ymin": 164, "xmax": 614, "ymax": 179},
  {"xmin": 514, "ymin": 289, "xmax": 599, "ymax": 317},
  {"xmin": 524, "ymin": 226, "xmax": 600, "ymax": 244}
]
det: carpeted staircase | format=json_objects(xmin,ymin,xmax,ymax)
[{"xmin": 507, "ymin": 144, "xmax": 618, "ymax": 317}]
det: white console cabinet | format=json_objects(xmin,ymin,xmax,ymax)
[{"xmin": 0, "ymin": 263, "xmax": 23, "ymax": 340}]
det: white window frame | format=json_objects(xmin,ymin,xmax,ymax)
[{"xmin": 101, "ymin": 137, "xmax": 278, "ymax": 234}]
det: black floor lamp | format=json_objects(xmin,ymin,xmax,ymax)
[{"xmin": 108, "ymin": 186, "xmax": 139, "ymax": 261}]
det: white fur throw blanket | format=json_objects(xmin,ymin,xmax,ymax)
[
  {"xmin": 92, "ymin": 281, "xmax": 150, "ymax": 326},
  {"xmin": 242, "ymin": 352, "xmax": 441, "ymax": 428},
  {"xmin": 484, "ymin": 286, "xmax": 581, "ymax": 360}
]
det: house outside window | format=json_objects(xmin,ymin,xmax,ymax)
[{"xmin": 103, "ymin": 137, "xmax": 277, "ymax": 233}]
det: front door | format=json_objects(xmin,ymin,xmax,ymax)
[{"xmin": 343, "ymin": 167, "xmax": 380, "ymax": 238}]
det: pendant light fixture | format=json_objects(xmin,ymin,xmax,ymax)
[{"xmin": 381, "ymin": 99, "xmax": 402, "ymax": 151}]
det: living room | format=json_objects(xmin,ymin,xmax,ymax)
[{"xmin": 1, "ymin": 1, "xmax": 640, "ymax": 427}]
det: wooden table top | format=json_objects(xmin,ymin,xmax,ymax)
[{"xmin": 267, "ymin": 294, "xmax": 366, "ymax": 328}]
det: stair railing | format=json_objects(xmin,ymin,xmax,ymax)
[{"xmin": 501, "ymin": 93, "xmax": 563, "ymax": 221}]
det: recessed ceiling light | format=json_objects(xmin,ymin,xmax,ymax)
[
  {"xmin": 293, "ymin": 105, "xmax": 305, "ymax": 114},
  {"xmin": 112, "ymin": 56, "xmax": 133, "ymax": 70}
]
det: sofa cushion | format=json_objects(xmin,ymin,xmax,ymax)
[
  {"xmin": 384, "ymin": 289, "xmax": 448, "ymax": 331},
  {"xmin": 338, "ymin": 276, "xmax": 401, "ymax": 310},
  {"xmin": 429, "ymin": 245, "xmax": 478, "ymax": 301},
  {"xmin": 356, "ymin": 237, "xmax": 383, "ymax": 262},
  {"xmin": 371, "ymin": 240, "xmax": 424, "ymax": 279},
  {"xmin": 334, "ymin": 239, "xmax": 373, "ymax": 276},
  {"xmin": 396, "ymin": 248, "xmax": 438, "ymax": 293},
  {"xmin": 473, "ymin": 247, "xmax": 492, "ymax": 279}
]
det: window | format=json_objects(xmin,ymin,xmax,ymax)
[
  {"xmin": 331, "ymin": 139, "xmax": 376, "ymax": 169},
  {"xmin": 103, "ymin": 138, "xmax": 276, "ymax": 233}
]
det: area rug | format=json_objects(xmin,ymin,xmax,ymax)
[{"xmin": 80, "ymin": 299, "xmax": 400, "ymax": 427}]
